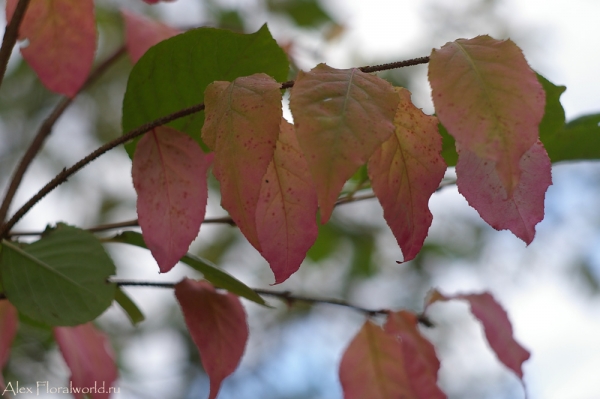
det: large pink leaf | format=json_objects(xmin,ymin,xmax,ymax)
[
  {"xmin": 368, "ymin": 87, "xmax": 446, "ymax": 262},
  {"xmin": 289, "ymin": 64, "xmax": 399, "ymax": 223},
  {"xmin": 384, "ymin": 311, "xmax": 446, "ymax": 399},
  {"xmin": 175, "ymin": 279, "xmax": 248, "ymax": 399},
  {"xmin": 427, "ymin": 290, "xmax": 531, "ymax": 380},
  {"xmin": 122, "ymin": 9, "xmax": 181, "ymax": 64},
  {"xmin": 54, "ymin": 323, "xmax": 118, "ymax": 399},
  {"xmin": 429, "ymin": 35, "xmax": 545, "ymax": 195},
  {"xmin": 202, "ymin": 73, "xmax": 282, "ymax": 251},
  {"xmin": 256, "ymin": 120, "xmax": 318, "ymax": 283},
  {"xmin": 456, "ymin": 140, "xmax": 551, "ymax": 244},
  {"xmin": 0, "ymin": 302, "xmax": 17, "ymax": 391},
  {"xmin": 7, "ymin": 0, "xmax": 96, "ymax": 97},
  {"xmin": 132, "ymin": 126, "xmax": 212, "ymax": 273}
]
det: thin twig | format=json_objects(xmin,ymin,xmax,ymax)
[{"xmin": 0, "ymin": 0, "xmax": 30, "ymax": 89}]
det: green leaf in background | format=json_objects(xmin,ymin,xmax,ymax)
[
  {"xmin": 438, "ymin": 123, "xmax": 457, "ymax": 167},
  {"xmin": 122, "ymin": 25, "xmax": 289, "ymax": 156},
  {"xmin": 0, "ymin": 224, "xmax": 116, "ymax": 326},
  {"xmin": 107, "ymin": 231, "xmax": 266, "ymax": 306},
  {"xmin": 267, "ymin": 0, "xmax": 333, "ymax": 28},
  {"xmin": 544, "ymin": 113, "xmax": 600, "ymax": 162},
  {"xmin": 115, "ymin": 287, "xmax": 145, "ymax": 325}
]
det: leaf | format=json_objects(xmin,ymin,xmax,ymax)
[
  {"xmin": 122, "ymin": 25, "xmax": 289, "ymax": 155},
  {"xmin": 537, "ymin": 74, "xmax": 566, "ymax": 138},
  {"xmin": 456, "ymin": 141, "xmax": 551, "ymax": 244},
  {"xmin": 132, "ymin": 126, "xmax": 212, "ymax": 273},
  {"xmin": 202, "ymin": 74, "xmax": 282, "ymax": 251},
  {"xmin": 429, "ymin": 35, "xmax": 545, "ymax": 195},
  {"xmin": 290, "ymin": 64, "xmax": 399, "ymax": 222},
  {"xmin": 143, "ymin": 0, "xmax": 176, "ymax": 4},
  {"xmin": 122, "ymin": 9, "xmax": 181, "ymax": 64},
  {"xmin": 106, "ymin": 231, "xmax": 266, "ymax": 305},
  {"xmin": 175, "ymin": 279, "xmax": 248, "ymax": 399},
  {"xmin": 6, "ymin": 0, "xmax": 96, "ymax": 97},
  {"xmin": 114, "ymin": 287, "xmax": 145, "ymax": 325},
  {"xmin": 427, "ymin": 290, "xmax": 531, "ymax": 380},
  {"xmin": 0, "ymin": 224, "xmax": 116, "ymax": 326},
  {"xmin": 256, "ymin": 119, "xmax": 318, "ymax": 283},
  {"xmin": 544, "ymin": 113, "xmax": 600, "ymax": 162},
  {"xmin": 54, "ymin": 323, "xmax": 118, "ymax": 398},
  {"xmin": 0, "ymin": 302, "xmax": 17, "ymax": 392},
  {"xmin": 267, "ymin": 0, "xmax": 333, "ymax": 28},
  {"xmin": 368, "ymin": 87, "xmax": 446, "ymax": 262}
]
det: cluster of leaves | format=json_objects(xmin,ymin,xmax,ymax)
[{"xmin": 0, "ymin": 0, "xmax": 599, "ymax": 398}]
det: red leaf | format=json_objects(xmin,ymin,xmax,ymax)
[
  {"xmin": 175, "ymin": 279, "xmax": 248, "ymax": 399},
  {"xmin": 202, "ymin": 73, "xmax": 282, "ymax": 251},
  {"xmin": 54, "ymin": 323, "xmax": 118, "ymax": 399},
  {"xmin": 143, "ymin": 0, "xmax": 176, "ymax": 4},
  {"xmin": 122, "ymin": 10, "xmax": 181, "ymax": 64},
  {"xmin": 7, "ymin": 0, "xmax": 96, "ymax": 97},
  {"xmin": 290, "ymin": 64, "xmax": 399, "ymax": 223},
  {"xmin": 384, "ymin": 311, "xmax": 446, "ymax": 399},
  {"xmin": 0, "ymin": 302, "xmax": 17, "ymax": 392},
  {"xmin": 456, "ymin": 141, "xmax": 551, "ymax": 244},
  {"xmin": 427, "ymin": 290, "xmax": 531, "ymax": 380},
  {"xmin": 368, "ymin": 88, "xmax": 446, "ymax": 261},
  {"xmin": 429, "ymin": 36, "xmax": 545, "ymax": 195},
  {"xmin": 132, "ymin": 126, "xmax": 212, "ymax": 273},
  {"xmin": 256, "ymin": 120, "xmax": 318, "ymax": 283}
]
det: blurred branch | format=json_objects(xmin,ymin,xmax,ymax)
[{"xmin": 0, "ymin": 0, "xmax": 30, "ymax": 89}]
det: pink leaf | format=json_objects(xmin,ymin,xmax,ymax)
[
  {"xmin": 456, "ymin": 140, "xmax": 551, "ymax": 244},
  {"xmin": 384, "ymin": 311, "xmax": 446, "ymax": 399},
  {"xmin": 122, "ymin": 9, "xmax": 181, "ymax": 64},
  {"xmin": 429, "ymin": 35, "xmax": 545, "ymax": 195},
  {"xmin": 7, "ymin": 0, "xmax": 96, "ymax": 97},
  {"xmin": 202, "ymin": 73, "xmax": 282, "ymax": 251},
  {"xmin": 132, "ymin": 126, "xmax": 212, "ymax": 273},
  {"xmin": 290, "ymin": 64, "xmax": 399, "ymax": 223},
  {"xmin": 0, "ymin": 302, "xmax": 17, "ymax": 392},
  {"xmin": 175, "ymin": 279, "xmax": 248, "ymax": 399},
  {"xmin": 54, "ymin": 323, "xmax": 118, "ymax": 399},
  {"xmin": 427, "ymin": 290, "xmax": 531, "ymax": 380},
  {"xmin": 143, "ymin": 0, "xmax": 176, "ymax": 4},
  {"xmin": 256, "ymin": 119, "xmax": 318, "ymax": 283},
  {"xmin": 368, "ymin": 87, "xmax": 446, "ymax": 261}
]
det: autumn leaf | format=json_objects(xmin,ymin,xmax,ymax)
[
  {"xmin": 290, "ymin": 64, "xmax": 399, "ymax": 223},
  {"xmin": 256, "ymin": 119, "xmax": 318, "ymax": 283},
  {"xmin": 0, "ymin": 302, "xmax": 17, "ymax": 392},
  {"xmin": 429, "ymin": 35, "xmax": 545, "ymax": 196},
  {"xmin": 368, "ymin": 87, "xmax": 446, "ymax": 262},
  {"xmin": 143, "ymin": 0, "xmax": 176, "ymax": 3},
  {"xmin": 132, "ymin": 126, "xmax": 213, "ymax": 273},
  {"xmin": 54, "ymin": 323, "xmax": 118, "ymax": 399},
  {"xmin": 175, "ymin": 279, "xmax": 248, "ymax": 399},
  {"xmin": 202, "ymin": 73, "xmax": 282, "ymax": 251},
  {"xmin": 7, "ymin": 0, "xmax": 96, "ymax": 97},
  {"xmin": 122, "ymin": 9, "xmax": 181, "ymax": 64},
  {"xmin": 456, "ymin": 141, "xmax": 551, "ymax": 244}
]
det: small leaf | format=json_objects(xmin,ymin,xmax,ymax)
[
  {"xmin": 267, "ymin": 0, "xmax": 333, "ymax": 28},
  {"xmin": 0, "ymin": 224, "xmax": 116, "ymax": 326},
  {"xmin": 122, "ymin": 9, "xmax": 181, "ymax": 64},
  {"xmin": 132, "ymin": 126, "xmax": 212, "ymax": 273},
  {"xmin": 54, "ymin": 323, "xmax": 118, "ymax": 398},
  {"xmin": 7, "ymin": 0, "xmax": 96, "ymax": 97},
  {"xmin": 256, "ymin": 119, "xmax": 318, "ymax": 283},
  {"xmin": 544, "ymin": 113, "xmax": 600, "ymax": 162},
  {"xmin": 0, "ymin": 302, "xmax": 17, "ymax": 392},
  {"xmin": 202, "ymin": 74, "xmax": 282, "ymax": 251},
  {"xmin": 429, "ymin": 35, "xmax": 545, "ymax": 195},
  {"xmin": 456, "ymin": 141, "xmax": 551, "ymax": 244},
  {"xmin": 290, "ymin": 64, "xmax": 399, "ymax": 222},
  {"xmin": 115, "ymin": 287, "xmax": 145, "ymax": 325},
  {"xmin": 175, "ymin": 279, "xmax": 248, "ymax": 399},
  {"xmin": 368, "ymin": 87, "xmax": 446, "ymax": 262}
]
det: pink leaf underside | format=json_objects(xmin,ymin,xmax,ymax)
[
  {"xmin": 256, "ymin": 119, "xmax": 318, "ymax": 283},
  {"xmin": 289, "ymin": 63, "xmax": 399, "ymax": 223},
  {"xmin": 368, "ymin": 87, "xmax": 446, "ymax": 262},
  {"xmin": 7, "ymin": 0, "xmax": 96, "ymax": 97},
  {"xmin": 456, "ymin": 140, "xmax": 551, "ymax": 244},
  {"xmin": 122, "ymin": 9, "xmax": 181, "ymax": 64},
  {"xmin": 427, "ymin": 290, "xmax": 531, "ymax": 380},
  {"xmin": 428, "ymin": 35, "xmax": 545, "ymax": 195},
  {"xmin": 132, "ymin": 126, "xmax": 212, "ymax": 273},
  {"xmin": 0, "ymin": 302, "xmax": 18, "ymax": 391},
  {"xmin": 202, "ymin": 73, "xmax": 282, "ymax": 251},
  {"xmin": 174, "ymin": 279, "xmax": 248, "ymax": 399},
  {"xmin": 384, "ymin": 311, "xmax": 446, "ymax": 399},
  {"xmin": 54, "ymin": 323, "xmax": 118, "ymax": 399}
]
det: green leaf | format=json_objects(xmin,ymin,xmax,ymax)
[
  {"xmin": 115, "ymin": 287, "xmax": 145, "ymax": 325},
  {"xmin": 0, "ymin": 224, "xmax": 116, "ymax": 326},
  {"xmin": 107, "ymin": 232, "xmax": 266, "ymax": 306},
  {"xmin": 537, "ymin": 74, "xmax": 567, "ymax": 138},
  {"xmin": 122, "ymin": 24, "xmax": 289, "ymax": 156},
  {"xmin": 267, "ymin": 0, "xmax": 333, "ymax": 28},
  {"xmin": 544, "ymin": 113, "xmax": 600, "ymax": 162}
]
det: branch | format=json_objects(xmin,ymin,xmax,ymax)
[{"xmin": 0, "ymin": 0, "xmax": 30, "ymax": 89}]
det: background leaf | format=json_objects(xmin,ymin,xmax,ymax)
[
  {"xmin": 122, "ymin": 9, "xmax": 181, "ymax": 64},
  {"xmin": 544, "ymin": 113, "xmax": 600, "ymax": 162},
  {"xmin": 114, "ymin": 287, "xmax": 145, "ymax": 325},
  {"xmin": 0, "ymin": 302, "xmax": 17, "ymax": 392}
]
